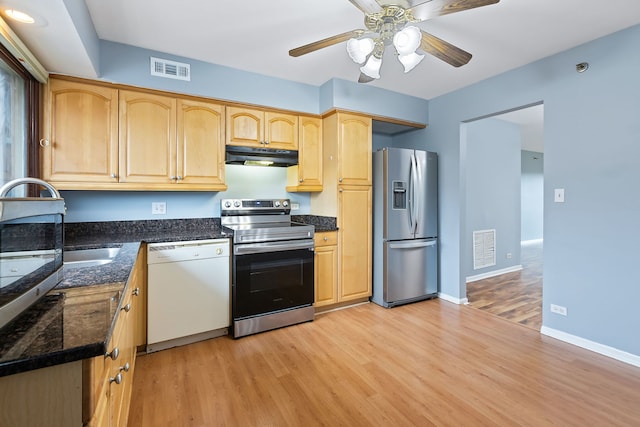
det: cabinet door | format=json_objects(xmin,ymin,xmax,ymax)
[
  {"xmin": 130, "ymin": 248, "xmax": 146, "ymax": 348},
  {"xmin": 287, "ymin": 116, "xmax": 322, "ymax": 192},
  {"xmin": 338, "ymin": 186, "xmax": 372, "ymax": 301},
  {"xmin": 43, "ymin": 78, "xmax": 118, "ymax": 183},
  {"xmin": 109, "ymin": 292, "xmax": 136, "ymax": 427},
  {"xmin": 338, "ymin": 113, "xmax": 371, "ymax": 186},
  {"xmin": 314, "ymin": 240, "xmax": 338, "ymax": 307},
  {"xmin": 119, "ymin": 90, "xmax": 176, "ymax": 183},
  {"xmin": 226, "ymin": 106, "xmax": 263, "ymax": 147},
  {"xmin": 265, "ymin": 111, "xmax": 298, "ymax": 150},
  {"xmin": 300, "ymin": 116, "xmax": 323, "ymax": 188},
  {"xmin": 177, "ymin": 99, "xmax": 225, "ymax": 186}
]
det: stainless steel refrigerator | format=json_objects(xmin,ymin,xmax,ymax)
[{"xmin": 372, "ymin": 147, "xmax": 438, "ymax": 307}]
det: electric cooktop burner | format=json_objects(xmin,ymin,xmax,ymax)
[{"xmin": 220, "ymin": 199, "xmax": 314, "ymax": 244}]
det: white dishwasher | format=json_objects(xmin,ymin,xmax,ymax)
[{"xmin": 147, "ymin": 239, "xmax": 230, "ymax": 353}]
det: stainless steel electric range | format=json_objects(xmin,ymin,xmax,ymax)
[{"xmin": 221, "ymin": 199, "xmax": 315, "ymax": 338}]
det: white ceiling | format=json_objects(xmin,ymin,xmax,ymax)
[
  {"xmin": 1, "ymin": 0, "xmax": 640, "ymax": 102},
  {"xmin": 496, "ymin": 104, "xmax": 544, "ymax": 153},
  {"xmin": 0, "ymin": 1, "xmax": 636, "ymax": 146}
]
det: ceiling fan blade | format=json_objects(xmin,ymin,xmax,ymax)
[
  {"xmin": 409, "ymin": 0, "xmax": 500, "ymax": 22},
  {"xmin": 347, "ymin": 0, "xmax": 383, "ymax": 14},
  {"xmin": 420, "ymin": 31, "xmax": 472, "ymax": 67},
  {"xmin": 289, "ymin": 30, "xmax": 364, "ymax": 57}
]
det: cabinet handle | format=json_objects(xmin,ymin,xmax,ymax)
[
  {"xmin": 110, "ymin": 173, "xmax": 117, "ymax": 179},
  {"xmin": 109, "ymin": 373, "xmax": 122, "ymax": 385},
  {"xmin": 170, "ymin": 176, "xmax": 177, "ymax": 180},
  {"xmin": 339, "ymin": 178, "xmax": 343, "ymax": 183},
  {"xmin": 177, "ymin": 176, "xmax": 183, "ymax": 181},
  {"xmin": 339, "ymin": 189, "xmax": 343, "ymax": 193},
  {"xmin": 119, "ymin": 362, "xmax": 130, "ymax": 373},
  {"xmin": 132, "ymin": 287, "xmax": 140, "ymax": 296},
  {"xmin": 121, "ymin": 303, "xmax": 131, "ymax": 312},
  {"xmin": 39, "ymin": 139, "xmax": 50, "ymax": 147},
  {"xmin": 264, "ymin": 140, "xmax": 270, "ymax": 145},
  {"xmin": 323, "ymin": 237, "xmax": 328, "ymax": 241},
  {"xmin": 105, "ymin": 347, "xmax": 119, "ymax": 360},
  {"xmin": 299, "ymin": 178, "xmax": 303, "ymax": 183}
]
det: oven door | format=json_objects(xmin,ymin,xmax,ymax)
[{"xmin": 233, "ymin": 239, "xmax": 314, "ymax": 319}]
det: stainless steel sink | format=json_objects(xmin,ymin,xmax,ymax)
[{"xmin": 64, "ymin": 247, "xmax": 121, "ymax": 269}]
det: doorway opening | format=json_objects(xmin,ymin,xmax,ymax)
[{"xmin": 463, "ymin": 104, "xmax": 544, "ymax": 330}]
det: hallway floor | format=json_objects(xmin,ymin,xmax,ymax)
[{"xmin": 466, "ymin": 240, "xmax": 543, "ymax": 330}]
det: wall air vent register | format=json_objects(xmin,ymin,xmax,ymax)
[
  {"xmin": 473, "ymin": 229, "xmax": 496, "ymax": 270},
  {"xmin": 150, "ymin": 56, "xmax": 191, "ymax": 81}
]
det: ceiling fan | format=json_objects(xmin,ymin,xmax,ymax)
[{"xmin": 289, "ymin": 0, "xmax": 500, "ymax": 83}]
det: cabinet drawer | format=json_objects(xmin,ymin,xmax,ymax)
[{"xmin": 314, "ymin": 232, "xmax": 338, "ymax": 247}]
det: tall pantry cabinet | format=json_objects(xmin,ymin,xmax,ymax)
[{"xmin": 311, "ymin": 112, "xmax": 372, "ymax": 305}]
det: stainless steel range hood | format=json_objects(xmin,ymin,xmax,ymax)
[{"xmin": 225, "ymin": 145, "xmax": 298, "ymax": 167}]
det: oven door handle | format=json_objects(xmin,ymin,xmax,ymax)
[{"xmin": 234, "ymin": 240, "xmax": 314, "ymax": 255}]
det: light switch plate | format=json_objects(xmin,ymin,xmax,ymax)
[{"xmin": 554, "ymin": 188, "xmax": 565, "ymax": 203}]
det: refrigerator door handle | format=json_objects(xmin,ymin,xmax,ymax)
[
  {"xmin": 410, "ymin": 154, "xmax": 419, "ymax": 234},
  {"xmin": 414, "ymin": 152, "xmax": 422, "ymax": 234},
  {"xmin": 408, "ymin": 154, "xmax": 415, "ymax": 232},
  {"xmin": 388, "ymin": 240, "xmax": 437, "ymax": 249}
]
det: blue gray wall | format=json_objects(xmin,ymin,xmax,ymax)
[
  {"xmin": 397, "ymin": 24, "xmax": 640, "ymax": 356},
  {"xmin": 464, "ymin": 118, "xmax": 521, "ymax": 279},
  {"xmin": 61, "ymin": 165, "xmax": 310, "ymax": 222},
  {"xmin": 521, "ymin": 150, "xmax": 544, "ymax": 241},
  {"xmin": 61, "ymin": 41, "xmax": 429, "ymax": 223}
]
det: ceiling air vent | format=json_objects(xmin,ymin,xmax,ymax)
[{"xmin": 150, "ymin": 57, "xmax": 190, "ymax": 81}]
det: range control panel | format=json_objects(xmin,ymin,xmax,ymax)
[{"xmin": 220, "ymin": 199, "xmax": 290, "ymax": 215}]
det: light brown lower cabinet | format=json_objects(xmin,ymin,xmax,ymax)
[
  {"xmin": 0, "ymin": 250, "xmax": 145, "ymax": 427},
  {"xmin": 87, "ymin": 251, "xmax": 144, "ymax": 427},
  {"xmin": 314, "ymin": 231, "xmax": 338, "ymax": 308}
]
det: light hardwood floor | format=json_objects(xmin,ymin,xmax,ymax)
[
  {"xmin": 467, "ymin": 240, "xmax": 543, "ymax": 330},
  {"xmin": 128, "ymin": 299, "xmax": 640, "ymax": 426}
]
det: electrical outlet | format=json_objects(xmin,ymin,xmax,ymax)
[
  {"xmin": 554, "ymin": 188, "xmax": 565, "ymax": 203},
  {"xmin": 506, "ymin": 252, "xmax": 512, "ymax": 259},
  {"xmin": 151, "ymin": 202, "xmax": 166, "ymax": 215},
  {"xmin": 550, "ymin": 304, "xmax": 567, "ymax": 316},
  {"xmin": 291, "ymin": 202, "xmax": 300, "ymax": 210}
]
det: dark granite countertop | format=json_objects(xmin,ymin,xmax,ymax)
[
  {"xmin": 0, "ymin": 218, "xmax": 230, "ymax": 378},
  {"xmin": 292, "ymin": 215, "xmax": 338, "ymax": 232}
]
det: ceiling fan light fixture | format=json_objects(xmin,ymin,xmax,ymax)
[
  {"xmin": 398, "ymin": 52, "xmax": 425, "ymax": 73},
  {"xmin": 393, "ymin": 26, "xmax": 421, "ymax": 56},
  {"xmin": 347, "ymin": 37, "xmax": 375, "ymax": 64},
  {"xmin": 360, "ymin": 55, "xmax": 382, "ymax": 79}
]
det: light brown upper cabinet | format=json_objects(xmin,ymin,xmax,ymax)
[
  {"xmin": 226, "ymin": 106, "xmax": 298, "ymax": 150},
  {"xmin": 119, "ymin": 91, "xmax": 226, "ymax": 188},
  {"xmin": 42, "ymin": 77, "xmax": 226, "ymax": 191},
  {"xmin": 42, "ymin": 78, "xmax": 119, "ymax": 184},
  {"xmin": 335, "ymin": 113, "xmax": 372, "ymax": 186},
  {"xmin": 118, "ymin": 90, "xmax": 177, "ymax": 185},
  {"xmin": 176, "ymin": 99, "xmax": 226, "ymax": 187},
  {"xmin": 286, "ymin": 115, "xmax": 322, "ymax": 192}
]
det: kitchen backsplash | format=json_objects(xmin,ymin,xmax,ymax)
[{"xmin": 60, "ymin": 165, "xmax": 311, "ymax": 223}]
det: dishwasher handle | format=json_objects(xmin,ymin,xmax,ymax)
[{"xmin": 148, "ymin": 239, "xmax": 228, "ymax": 251}]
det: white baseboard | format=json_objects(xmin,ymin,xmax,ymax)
[
  {"xmin": 438, "ymin": 293, "xmax": 468, "ymax": 305},
  {"xmin": 541, "ymin": 326, "xmax": 640, "ymax": 368},
  {"xmin": 466, "ymin": 265, "xmax": 523, "ymax": 283}
]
